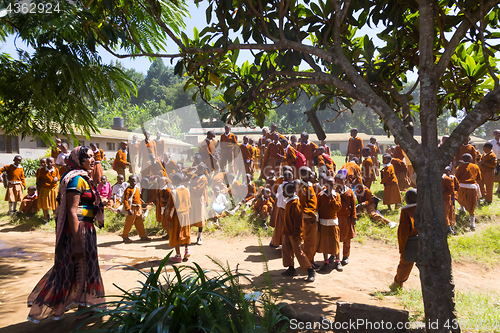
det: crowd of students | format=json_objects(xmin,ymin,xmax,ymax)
[{"xmin": 1, "ymin": 126, "xmax": 498, "ymax": 287}]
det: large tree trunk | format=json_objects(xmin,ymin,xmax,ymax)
[{"xmin": 413, "ymin": 156, "xmax": 460, "ymax": 333}]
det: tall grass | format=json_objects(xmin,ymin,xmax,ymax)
[{"xmin": 396, "ymin": 288, "xmax": 500, "ymax": 332}]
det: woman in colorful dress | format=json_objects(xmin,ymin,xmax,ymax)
[{"xmin": 28, "ymin": 146, "xmax": 105, "ymax": 322}]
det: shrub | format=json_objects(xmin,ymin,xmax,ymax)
[
  {"xmin": 101, "ymin": 158, "xmax": 113, "ymax": 171},
  {"xmin": 75, "ymin": 253, "xmax": 288, "ymax": 333},
  {"xmin": 20, "ymin": 158, "xmax": 41, "ymax": 177}
]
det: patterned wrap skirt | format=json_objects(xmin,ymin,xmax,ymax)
[{"xmin": 27, "ymin": 218, "xmax": 105, "ymax": 323}]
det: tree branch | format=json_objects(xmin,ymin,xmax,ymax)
[
  {"xmin": 441, "ymin": 86, "xmax": 500, "ymax": 165},
  {"xmin": 479, "ymin": 16, "xmax": 500, "ymax": 88}
]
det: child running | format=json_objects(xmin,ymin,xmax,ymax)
[{"xmin": 122, "ymin": 175, "xmax": 150, "ymax": 243}]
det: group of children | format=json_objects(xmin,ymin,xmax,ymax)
[
  {"xmin": 1, "ymin": 129, "xmax": 497, "ymax": 279},
  {"xmin": 1, "ymin": 156, "xmax": 60, "ymax": 223}
]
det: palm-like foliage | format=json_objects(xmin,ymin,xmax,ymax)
[
  {"xmin": 0, "ymin": 0, "xmax": 188, "ymax": 143},
  {"xmin": 74, "ymin": 252, "xmax": 288, "ymax": 333}
]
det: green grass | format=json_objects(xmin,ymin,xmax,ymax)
[
  {"xmin": 395, "ymin": 288, "xmax": 500, "ymax": 332},
  {"xmin": 448, "ymin": 226, "xmax": 500, "ymax": 267},
  {"xmin": 209, "ymin": 206, "xmax": 274, "ymax": 238}
]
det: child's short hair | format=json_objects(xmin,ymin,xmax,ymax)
[
  {"xmin": 299, "ymin": 166, "xmax": 311, "ymax": 179},
  {"xmin": 171, "ymin": 173, "xmax": 183, "ymax": 185},
  {"xmin": 27, "ymin": 185, "xmax": 37, "ymax": 192},
  {"xmin": 362, "ymin": 147, "xmax": 371, "ymax": 154},
  {"xmin": 283, "ymin": 170, "xmax": 293, "ymax": 180},
  {"xmin": 281, "ymin": 165, "xmax": 293, "ymax": 174},
  {"xmin": 405, "ymin": 189, "xmax": 417, "ymax": 204},
  {"xmin": 483, "ymin": 142, "xmax": 493, "ymax": 149},
  {"xmin": 382, "ymin": 153, "xmax": 392, "ymax": 160},
  {"xmin": 462, "ymin": 153, "xmax": 473, "ymax": 162}
]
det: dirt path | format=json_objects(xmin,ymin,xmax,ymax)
[{"xmin": 0, "ymin": 220, "xmax": 499, "ymax": 332}]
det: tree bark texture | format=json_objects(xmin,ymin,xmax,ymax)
[{"xmin": 413, "ymin": 155, "xmax": 460, "ymax": 333}]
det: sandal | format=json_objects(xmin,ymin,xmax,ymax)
[{"xmin": 122, "ymin": 237, "xmax": 132, "ymax": 243}]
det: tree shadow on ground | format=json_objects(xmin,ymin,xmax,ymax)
[
  {"xmin": 0, "ymin": 313, "xmax": 103, "ymax": 333},
  {"xmin": 0, "ymin": 214, "xmax": 45, "ymax": 233},
  {"xmin": 250, "ymin": 267, "xmax": 341, "ymax": 318},
  {"xmin": 244, "ymin": 244, "xmax": 283, "ymax": 262}
]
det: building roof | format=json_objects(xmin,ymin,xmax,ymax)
[
  {"xmin": 80, "ymin": 128, "xmax": 192, "ymax": 147},
  {"xmin": 189, "ymin": 127, "xmax": 264, "ymax": 135}
]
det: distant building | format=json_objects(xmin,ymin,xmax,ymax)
[
  {"xmin": 0, "ymin": 127, "xmax": 191, "ymax": 167},
  {"xmin": 186, "ymin": 127, "xmax": 486, "ymax": 155}
]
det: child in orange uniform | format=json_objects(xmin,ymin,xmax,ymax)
[
  {"xmin": 1, "ymin": 155, "xmax": 26, "ymax": 214},
  {"xmin": 270, "ymin": 170, "xmax": 294, "ymax": 248},
  {"xmin": 316, "ymin": 176, "xmax": 342, "ymax": 272},
  {"xmin": 167, "ymin": 173, "xmax": 192, "ymax": 263},
  {"xmin": 190, "ymin": 165, "xmax": 208, "ymax": 245},
  {"xmin": 281, "ymin": 182, "xmax": 316, "ymax": 282},
  {"xmin": 390, "ymin": 189, "xmax": 418, "ymax": 290},
  {"xmin": 297, "ymin": 167, "xmax": 319, "ymax": 268},
  {"xmin": 114, "ymin": 141, "xmax": 130, "ymax": 178},
  {"xmin": 122, "ymin": 175, "xmax": 150, "ymax": 243},
  {"xmin": 253, "ymin": 187, "xmax": 275, "ymax": 220},
  {"xmin": 478, "ymin": 142, "xmax": 497, "ymax": 203},
  {"xmin": 37, "ymin": 157, "xmax": 60, "ymax": 223},
  {"xmin": 90, "ymin": 143, "xmax": 105, "ymax": 185},
  {"xmin": 19, "ymin": 186, "xmax": 39, "ymax": 216},
  {"xmin": 391, "ymin": 157, "xmax": 411, "ymax": 191},
  {"xmin": 361, "ymin": 147, "xmax": 376, "ymax": 189},
  {"xmin": 354, "ymin": 178, "xmax": 396, "ymax": 228},
  {"xmin": 455, "ymin": 153, "xmax": 482, "ymax": 230},
  {"xmin": 154, "ymin": 177, "xmax": 171, "ymax": 239},
  {"xmin": 317, "ymin": 146, "xmax": 336, "ymax": 176},
  {"xmin": 219, "ymin": 125, "xmax": 238, "ymax": 173},
  {"xmin": 381, "ymin": 154, "xmax": 402, "ymax": 210},
  {"xmin": 335, "ymin": 170, "xmax": 357, "ymax": 266}
]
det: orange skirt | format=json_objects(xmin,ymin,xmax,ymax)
[
  {"xmin": 383, "ymin": 183, "xmax": 402, "ymax": 205},
  {"xmin": 38, "ymin": 186, "xmax": 58, "ymax": 210},
  {"xmin": 169, "ymin": 213, "xmax": 191, "ymax": 247},
  {"xmin": 271, "ymin": 207, "xmax": 285, "ymax": 246},
  {"xmin": 338, "ymin": 216, "xmax": 356, "ymax": 242},
  {"xmin": 457, "ymin": 187, "xmax": 478, "ymax": 214},
  {"xmin": 317, "ymin": 224, "xmax": 340, "ymax": 255},
  {"xmin": 5, "ymin": 183, "xmax": 23, "ymax": 202}
]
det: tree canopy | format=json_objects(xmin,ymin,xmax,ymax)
[{"xmin": 0, "ymin": 0, "xmax": 188, "ymax": 142}]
